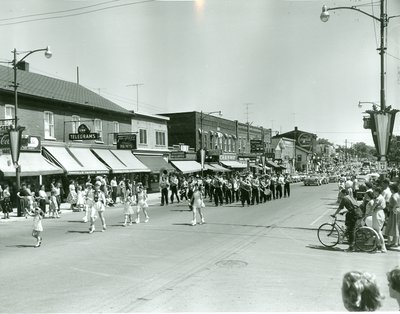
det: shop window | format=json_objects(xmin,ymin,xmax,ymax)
[
  {"xmin": 44, "ymin": 111, "xmax": 55, "ymax": 139},
  {"xmin": 156, "ymin": 131, "xmax": 165, "ymax": 146},
  {"xmin": 209, "ymin": 135, "xmax": 213, "ymax": 149},
  {"xmin": 94, "ymin": 119, "xmax": 103, "ymax": 142},
  {"xmin": 71, "ymin": 115, "xmax": 80, "ymax": 133},
  {"xmin": 204, "ymin": 134, "xmax": 208, "ymax": 149},
  {"xmin": 139, "ymin": 129, "xmax": 147, "ymax": 144},
  {"xmin": 5, "ymin": 105, "xmax": 14, "ymax": 126},
  {"xmin": 113, "ymin": 121, "xmax": 119, "ymax": 144}
]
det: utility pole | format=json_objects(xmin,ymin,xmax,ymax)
[{"xmin": 126, "ymin": 83, "xmax": 144, "ymax": 112}]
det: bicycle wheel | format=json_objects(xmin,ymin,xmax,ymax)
[
  {"xmin": 355, "ymin": 227, "xmax": 378, "ymax": 252},
  {"xmin": 318, "ymin": 223, "xmax": 340, "ymax": 247}
]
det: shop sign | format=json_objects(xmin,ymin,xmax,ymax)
[
  {"xmin": 117, "ymin": 134, "xmax": 137, "ymax": 150},
  {"xmin": 298, "ymin": 133, "xmax": 313, "ymax": 149},
  {"xmin": 170, "ymin": 151, "xmax": 186, "ymax": 159},
  {"xmin": 220, "ymin": 154, "xmax": 237, "ymax": 161},
  {"xmin": 69, "ymin": 124, "xmax": 99, "ymax": 141},
  {"xmin": 250, "ymin": 139, "xmax": 264, "ymax": 153},
  {"xmin": 21, "ymin": 135, "xmax": 41, "ymax": 152},
  {"xmin": 207, "ymin": 149, "xmax": 222, "ymax": 156}
]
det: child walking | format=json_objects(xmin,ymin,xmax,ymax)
[
  {"xmin": 29, "ymin": 206, "xmax": 44, "ymax": 248},
  {"xmin": 136, "ymin": 183, "xmax": 149, "ymax": 223},
  {"xmin": 123, "ymin": 190, "xmax": 135, "ymax": 226},
  {"xmin": 49, "ymin": 189, "xmax": 59, "ymax": 218},
  {"xmin": 75, "ymin": 185, "xmax": 85, "ymax": 212}
]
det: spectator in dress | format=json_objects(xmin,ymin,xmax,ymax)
[{"xmin": 387, "ymin": 267, "xmax": 400, "ymax": 310}]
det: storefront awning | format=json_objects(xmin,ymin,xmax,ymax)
[
  {"xmin": 136, "ymin": 155, "xmax": 174, "ymax": 173},
  {"xmin": 170, "ymin": 161, "xmax": 202, "ymax": 174},
  {"xmin": 110, "ymin": 150, "xmax": 150, "ymax": 173},
  {"xmin": 0, "ymin": 153, "xmax": 63, "ymax": 177},
  {"xmin": 265, "ymin": 160, "xmax": 280, "ymax": 168},
  {"xmin": 208, "ymin": 163, "xmax": 231, "ymax": 172},
  {"xmin": 44, "ymin": 146, "xmax": 109, "ymax": 175},
  {"xmin": 220, "ymin": 160, "xmax": 247, "ymax": 169}
]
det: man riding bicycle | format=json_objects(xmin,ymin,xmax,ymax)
[{"xmin": 332, "ymin": 183, "xmax": 363, "ymax": 252}]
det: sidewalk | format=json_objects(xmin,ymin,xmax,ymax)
[{"xmin": 0, "ymin": 192, "xmax": 162, "ymax": 223}]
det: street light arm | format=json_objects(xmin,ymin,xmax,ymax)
[
  {"xmin": 388, "ymin": 14, "xmax": 400, "ymax": 21},
  {"xmin": 15, "ymin": 47, "xmax": 52, "ymax": 66},
  {"xmin": 326, "ymin": 6, "xmax": 381, "ymax": 22}
]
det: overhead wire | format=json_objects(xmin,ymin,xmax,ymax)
[{"xmin": 0, "ymin": 0, "xmax": 156, "ymax": 27}]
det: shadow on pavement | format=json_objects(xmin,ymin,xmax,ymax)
[
  {"xmin": 6, "ymin": 244, "xmax": 36, "ymax": 248},
  {"xmin": 67, "ymin": 230, "xmax": 90, "ymax": 234},
  {"xmin": 306, "ymin": 244, "xmax": 344, "ymax": 252},
  {"xmin": 67, "ymin": 220, "xmax": 85, "ymax": 223},
  {"xmin": 172, "ymin": 223, "xmax": 196, "ymax": 226}
]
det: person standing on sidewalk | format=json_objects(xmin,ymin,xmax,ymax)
[
  {"xmin": 2, "ymin": 185, "xmax": 12, "ymax": 219},
  {"xmin": 159, "ymin": 170, "xmax": 169, "ymax": 206},
  {"xmin": 169, "ymin": 173, "xmax": 180, "ymax": 204},
  {"xmin": 110, "ymin": 176, "xmax": 118, "ymax": 204}
]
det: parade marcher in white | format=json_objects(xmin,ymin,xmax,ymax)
[
  {"xmin": 82, "ymin": 182, "xmax": 94, "ymax": 223},
  {"xmin": 136, "ymin": 182, "xmax": 149, "ymax": 223},
  {"xmin": 66, "ymin": 180, "xmax": 77, "ymax": 211},
  {"xmin": 89, "ymin": 181, "xmax": 107, "ymax": 233},
  {"xmin": 75, "ymin": 185, "xmax": 85, "ymax": 212},
  {"xmin": 190, "ymin": 183, "xmax": 205, "ymax": 226}
]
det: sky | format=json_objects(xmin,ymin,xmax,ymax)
[{"xmin": 0, "ymin": 0, "xmax": 399, "ymax": 147}]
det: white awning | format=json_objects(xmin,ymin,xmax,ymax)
[
  {"xmin": 92, "ymin": 149, "xmax": 126, "ymax": 173},
  {"xmin": 0, "ymin": 153, "xmax": 63, "ymax": 177},
  {"xmin": 170, "ymin": 161, "xmax": 202, "ymax": 174},
  {"xmin": 110, "ymin": 150, "xmax": 150, "ymax": 173},
  {"xmin": 208, "ymin": 163, "xmax": 231, "ymax": 172},
  {"xmin": 44, "ymin": 146, "xmax": 109, "ymax": 175},
  {"xmin": 220, "ymin": 160, "xmax": 247, "ymax": 169}
]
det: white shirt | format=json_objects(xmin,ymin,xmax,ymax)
[{"xmin": 382, "ymin": 187, "xmax": 392, "ymax": 203}]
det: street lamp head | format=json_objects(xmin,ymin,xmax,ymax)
[
  {"xmin": 320, "ymin": 5, "xmax": 330, "ymax": 22},
  {"xmin": 44, "ymin": 46, "xmax": 52, "ymax": 59}
]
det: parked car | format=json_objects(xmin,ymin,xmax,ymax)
[{"xmin": 304, "ymin": 174, "xmax": 322, "ymax": 186}]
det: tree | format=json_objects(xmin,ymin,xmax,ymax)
[{"xmin": 387, "ymin": 135, "xmax": 400, "ymax": 165}]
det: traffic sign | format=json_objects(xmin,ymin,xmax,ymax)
[{"xmin": 377, "ymin": 161, "xmax": 387, "ymax": 173}]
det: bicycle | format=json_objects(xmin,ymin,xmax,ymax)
[{"xmin": 317, "ymin": 212, "xmax": 379, "ymax": 252}]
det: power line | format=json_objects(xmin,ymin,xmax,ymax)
[
  {"xmin": 0, "ymin": 0, "xmax": 123, "ymax": 22},
  {"xmin": 0, "ymin": 0, "xmax": 155, "ymax": 27}
]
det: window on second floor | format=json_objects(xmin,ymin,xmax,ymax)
[
  {"xmin": 44, "ymin": 111, "xmax": 55, "ymax": 139},
  {"xmin": 113, "ymin": 121, "xmax": 119, "ymax": 144},
  {"xmin": 5, "ymin": 105, "xmax": 14, "ymax": 126},
  {"xmin": 94, "ymin": 119, "xmax": 103, "ymax": 142},
  {"xmin": 139, "ymin": 129, "xmax": 147, "ymax": 144},
  {"xmin": 156, "ymin": 131, "xmax": 166, "ymax": 146},
  {"xmin": 71, "ymin": 115, "xmax": 80, "ymax": 133}
]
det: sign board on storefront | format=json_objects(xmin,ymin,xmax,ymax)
[
  {"xmin": 69, "ymin": 124, "xmax": 99, "ymax": 141},
  {"xmin": 117, "ymin": 134, "xmax": 137, "ymax": 150},
  {"xmin": 219, "ymin": 153, "xmax": 237, "ymax": 161},
  {"xmin": 377, "ymin": 161, "xmax": 387, "ymax": 173},
  {"xmin": 298, "ymin": 133, "xmax": 313, "ymax": 149},
  {"xmin": 170, "ymin": 151, "xmax": 186, "ymax": 159},
  {"xmin": 250, "ymin": 139, "xmax": 264, "ymax": 153}
]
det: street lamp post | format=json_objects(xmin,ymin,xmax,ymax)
[
  {"xmin": 320, "ymin": 1, "xmax": 400, "ymax": 164},
  {"xmin": 11, "ymin": 46, "xmax": 52, "ymax": 216},
  {"xmin": 200, "ymin": 110, "xmax": 222, "ymax": 176}
]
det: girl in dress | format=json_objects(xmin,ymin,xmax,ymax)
[
  {"xmin": 67, "ymin": 180, "xmax": 77, "ymax": 211},
  {"xmin": 29, "ymin": 205, "xmax": 45, "ymax": 248},
  {"xmin": 123, "ymin": 190, "xmax": 135, "ymax": 226},
  {"xmin": 2, "ymin": 185, "xmax": 12, "ymax": 219},
  {"xmin": 75, "ymin": 185, "xmax": 85, "ymax": 212},
  {"xmin": 135, "ymin": 183, "xmax": 149, "ymax": 224},
  {"xmin": 49, "ymin": 189, "xmax": 59, "ymax": 218},
  {"xmin": 190, "ymin": 183, "xmax": 205, "ymax": 226}
]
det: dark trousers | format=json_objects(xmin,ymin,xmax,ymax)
[
  {"xmin": 251, "ymin": 188, "xmax": 259, "ymax": 205},
  {"xmin": 232, "ymin": 189, "xmax": 239, "ymax": 202},
  {"xmin": 225, "ymin": 189, "xmax": 232, "ymax": 204},
  {"xmin": 241, "ymin": 189, "xmax": 251, "ymax": 206},
  {"xmin": 345, "ymin": 214, "xmax": 359, "ymax": 248},
  {"xmin": 111, "ymin": 186, "xmax": 117, "ymax": 202},
  {"xmin": 260, "ymin": 191, "xmax": 267, "ymax": 203},
  {"xmin": 270, "ymin": 186, "xmax": 276, "ymax": 200},
  {"xmin": 276, "ymin": 184, "xmax": 283, "ymax": 199},
  {"xmin": 214, "ymin": 188, "xmax": 223, "ymax": 206},
  {"xmin": 161, "ymin": 188, "xmax": 168, "ymax": 205},
  {"xmin": 284, "ymin": 183, "xmax": 290, "ymax": 198},
  {"xmin": 209, "ymin": 187, "xmax": 214, "ymax": 201},
  {"xmin": 170, "ymin": 186, "xmax": 180, "ymax": 203}
]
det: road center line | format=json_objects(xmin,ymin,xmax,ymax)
[
  {"xmin": 70, "ymin": 266, "xmax": 111, "ymax": 277},
  {"xmin": 310, "ymin": 208, "xmax": 331, "ymax": 226}
]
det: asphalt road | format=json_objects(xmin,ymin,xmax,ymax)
[{"xmin": 1, "ymin": 183, "xmax": 400, "ymax": 312}]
